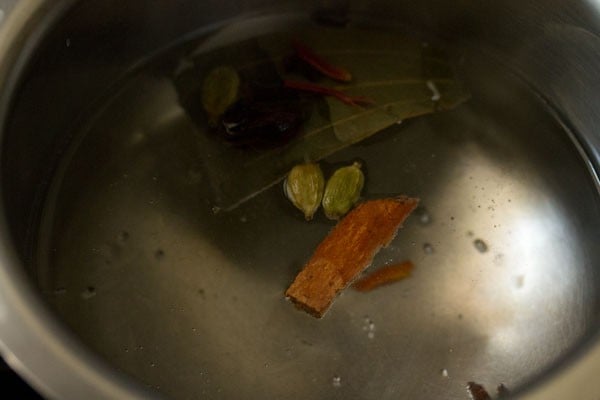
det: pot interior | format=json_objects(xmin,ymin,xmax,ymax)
[{"xmin": 2, "ymin": 1, "xmax": 600, "ymax": 399}]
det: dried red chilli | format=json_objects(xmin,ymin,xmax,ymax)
[
  {"xmin": 283, "ymin": 79, "xmax": 373, "ymax": 107},
  {"xmin": 292, "ymin": 40, "xmax": 352, "ymax": 82}
]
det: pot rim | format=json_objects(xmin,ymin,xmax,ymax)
[{"xmin": 0, "ymin": 1, "xmax": 599, "ymax": 399}]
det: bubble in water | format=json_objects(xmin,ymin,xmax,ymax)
[
  {"xmin": 426, "ymin": 80, "xmax": 441, "ymax": 101},
  {"xmin": 416, "ymin": 208, "xmax": 431, "ymax": 225},
  {"xmin": 240, "ymin": 215, "xmax": 248, "ymax": 223},
  {"xmin": 212, "ymin": 206, "xmax": 221, "ymax": 215},
  {"xmin": 118, "ymin": 231, "xmax": 129, "ymax": 242},
  {"xmin": 441, "ymin": 368, "xmax": 449, "ymax": 378},
  {"xmin": 423, "ymin": 243, "xmax": 434, "ymax": 254},
  {"xmin": 124, "ymin": 348, "xmax": 129, "ymax": 353},
  {"xmin": 155, "ymin": 249, "xmax": 165, "ymax": 260},
  {"xmin": 65, "ymin": 38, "xmax": 71, "ymax": 47},
  {"xmin": 332, "ymin": 375, "xmax": 342, "ymax": 388},
  {"xmin": 395, "ymin": 119, "xmax": 403, "ymax": 125},
  {"xmin": 81, "ymin": 286, "xmax": 96, "ymax": 300},
  {"xmin": 362, "ymin": 317, "xmax": 376, "ymax": 339},
  {"xmin": 473, "ymin": 239, "xmax": 488, "ymax": 253}
]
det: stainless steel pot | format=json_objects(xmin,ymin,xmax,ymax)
[{"xmin": 0, "ymin": 1, "xmax": 599, "ymax": 399}]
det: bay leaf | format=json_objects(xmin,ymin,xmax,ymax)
[{"xmin": 173, "ymin": 26, "xmax": 470, "ymax": 210}]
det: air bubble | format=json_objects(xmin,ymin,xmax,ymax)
[
  {"xmin": 423, "ymin": 243, "xmax": 434, "ymax": 254},
  {"xmin": 362, "ymin": 317, "xmax": 376, "ymax": 339},
  {"xmin": 332, "ymin": 375, "xmax": 342, "ymax": 387},
  {"xmin": 426, "ymin": 80, "xmax": 441, "ymax": 101},
  {"xmin": 473, "ymin": 239, "xmax": 488, "ymax": 253},
  {"xmin": 417, "ymin": 208, "xmax": 431, "ymax": 225}
]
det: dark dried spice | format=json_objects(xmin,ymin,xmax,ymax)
[
  {"xmin": 221, "ymin": 92, "xmax": 309, "ymax": 147},
  {"xmin": 467, "ymin": 382, "xmax": 491, "ymax": 400}
]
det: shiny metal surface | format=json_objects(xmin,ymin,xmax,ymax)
[{"xmin": 0, "ymin": 1, "xmax": 599, "ymax": 400}]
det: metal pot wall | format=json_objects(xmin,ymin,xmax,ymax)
[{"xmin": 0, "ymin": 1, "xmax": 599, "ymax": 399}]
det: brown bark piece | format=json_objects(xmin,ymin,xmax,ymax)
[
  {"xmin": 285, "ymin": 196, "xmax": 419, "ymax": 317},
  {"xmin": 353, "ymin": 261, "xmax": 414, "ymax": 292}
]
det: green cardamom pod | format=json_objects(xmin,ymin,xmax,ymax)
[
  {"xmin": 322, "ymin": 162, "xmax": 364, "ymax": 220},
  {"xmin": 284, "ymin": 163, "xmax": 325, "ymax": 221},
  {"xmin": 201, "ymin": 66, "xmax": 240, "ymax": 125}
]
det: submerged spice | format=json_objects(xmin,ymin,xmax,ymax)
[
  {"xmin": 284, "ymin": 163, "xmax": 325, "ymax": 220},
  {"xmin": 221, "ymin": 93, "xmax": 308, "ymax": 146},
  {"xmin": 322, "ymin": 162, "xmax": 364, "ymax": 220},
  {"xmin": 201, "ymin": 66, "xmax": 240, "ymax": 125},
  {"xmin": 292, "ymin": 39, "xmax": 352, "ymax": 82},
  {"xmin": 353, "ymin": 261, "xmax": 414, "ymax": 292},
  {"xmin": 466, "ymin": 382, "xmax": 491, "ymax": 400},
  {"xmin": 285, "ymin": 196, "xmax": 419, "ymax": 318},
  {"xmin": 173, "ymin": 27, "xmax": 470, "ymax": 210},
  {"xmin": 283, "ymin": 80, "xmax": 373, "ymax": 107}
]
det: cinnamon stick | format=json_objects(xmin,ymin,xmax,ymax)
[{"xmin": 285, "ymin": 196, "xmax": 419, "ymax": 317}]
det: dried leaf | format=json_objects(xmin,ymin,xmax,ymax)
[{"xmin": 174, "ymin": 27, "xmax": 469, "ymax": 210}]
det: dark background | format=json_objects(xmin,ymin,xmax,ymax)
[{"xmin": 0, "ymin": 358, "xmax": 44, "ymax": 399}]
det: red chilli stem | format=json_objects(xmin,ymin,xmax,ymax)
[
  {"xmin": 292, "ymin": 40, "xmax": 353, "ymax": 82},
  {"xmin": 283, "ymin": 80, "xmax": 373, "ymax": 107}
]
